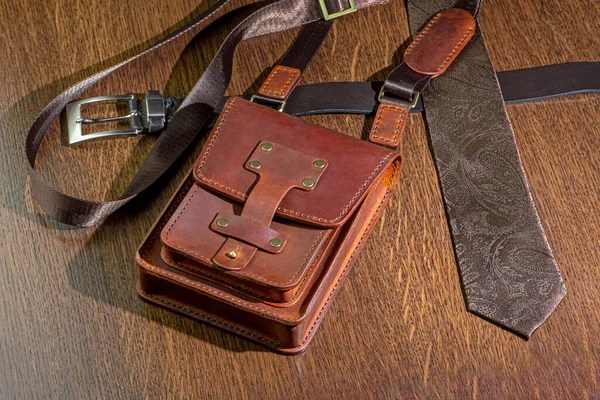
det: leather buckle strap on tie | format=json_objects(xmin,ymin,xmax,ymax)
[
  {"xmin": 26, "ymin": 0, "xmax": 390, "ymax": 227},
  {"xmin": 368, "ymin": 8, "xmax": 475, "ymax": 149}
]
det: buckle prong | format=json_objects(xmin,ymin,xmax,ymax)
[{"xmin": 75, "ymin": 112, "xmax": 139, "ymax": 125}]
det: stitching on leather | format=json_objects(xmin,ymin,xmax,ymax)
[
  {"xmin": 164, "ymin": 229, "xmax": 327, "ymax": 289},
  {"xmin": 438, "ymin": 26, "xmax": 473, "ymax": 71},
  {"xmin": 259, "ymin": 66, "xmax": 299, "ymax": 96},
  {"xmin": 163, "ymin": 252, "xmax": 276, "ymax": 301},
  {"xmin": 404, "ymin": 11, "xmax": 474, "ymax": 73},
  {"xmin": 139, "ymin": 263, "xmax": 298, "ymax": 324},
  {"xmin": 274, "ymin": 153, "xmax": 393, "ymax": 223},
  {"xmin": 370, "ymin": 105, "xmax": 406, "ymax": 144},
  {"xmin": 164, "ymin": 186, "xmax": 199, "ymax": 242},
  {"xmin": 404, "ymin": 13, "xmax": 442, "ymax": 55},
  {"xmin": 140, "ymin": 292, "xmax": 285, "ymax": 347},
  {"xmin": 164, "ymin": 192, "xmax": 327, "ymax": 286},
  {"xmin": 163, "ymin": 234, "xmax": 323, "ymax": 303},
  {"xmin": 298, "ymin": 188, "xmax": 392, "ymax": 345},
  {"xmin": 139, "ymin": 188, "xmax": 392, "ymax": 350},
  {"xmin": 196, "ymin": 98, "xmax": 397, "ymax": 223}
]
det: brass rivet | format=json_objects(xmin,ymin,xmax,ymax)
[
  {"xmin": 216, "ymin": 218, "xmax": 229, "ymax": 227},
  {"xmin": 269, "ymin": 238, "xmax": 282, "ymax": 248},
  {"xmin": 313, "ymin": 159, "xmax": 326, "ymax": 169},
  {"xmin": 260, "ymin": 142, "xmax": 273, "ymax": 152},
  {"xmin": 225, "ymin": 250, "xmax": 237, "ymax": 259},
  {"xmin": 302, "ymin": 178, "xmax": 315, "ymax": 188},
  {"xmin": 249, "ymin": 160, "xmax": 262, "ymax": 169}
]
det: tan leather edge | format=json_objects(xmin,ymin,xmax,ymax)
[
  {"xmin": 404, "ymin": 8, "xmax": 476, "ymax": 76},
  {"xmin": 369, "ymin": 102, "xmax": 409, "ymax": 148},
  {"xmin": 257, "ymin": 66, "xmax": 302, "ymax": 100}
]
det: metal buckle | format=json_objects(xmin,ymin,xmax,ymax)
[
  {"xmin": 63, "ymin": 90, "xmax": 166, "ymax": 146},
  {"xmin": 378, "ymin": 87, "xmax": 420, "ymax": 109},
  {"xmin": 249, "ymin": 95, "xmax": 287, "ymax": 112},
  {"xmin": 319, "ymin": 0, "xmax": 357, "ymax": 21}
]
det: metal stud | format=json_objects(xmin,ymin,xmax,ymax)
[
  {"xmin": 302, "ymin": 177, "xmax": 315, "ymax": 188},
  {"xmin": 225, "ymin": 250, "xmax": 237, "ymax": 259},
  {"xmin": 313, "ymin": 159, "xmax": 326, "ymax": 169},
  {"xmin": 269, "ymin": 238, "xmax": 283, "ymax": 248},
  {"xmin": 216, "ymin": 218, "xmax": 229, "ymax": 227},
  {"xmin": 249, "ymin": 160, "xmax": 262, "ymax": 169},
  {"xmin": 260, "ymin": 142, "xmax": 273, "ymax": 152}
]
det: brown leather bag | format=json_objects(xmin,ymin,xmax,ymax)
[
  {"xmin": 134, "ymin": 1, "xmax": 478, "ymax": 354},
  {"xmin": 136, "ymin": 93, "xmax": 401, "ymax": 353}
]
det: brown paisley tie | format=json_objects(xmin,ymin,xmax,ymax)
[{"xmin": 406, "ymin": 0, "xmax": 566, "ymax": 337}]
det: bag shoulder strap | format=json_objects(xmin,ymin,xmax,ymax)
[{"xmin": 26, "ymin": 0, "xmax": 389, "ymax": 227}]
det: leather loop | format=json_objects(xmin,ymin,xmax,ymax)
[
  {"xmin": 210, "ymin": 213, "xmax": 287, "ymax": 254},
  {"xmin": 211, "ymin": 140, "xmax": 327, "ymax": 270},
  {"xmin": 255, "ymin": 20, "xmax": 332, "ymax": 104},
  {"xmin": 258, "ymin": 66, "xmax": 302, "ymax": 100},
  {"xmin": 368, "ymin": 102, "xmax": 409, "ymax": 149},
  {"xmin": 403, "ymin": 8, "xmax": 475, "ymax": 76}
]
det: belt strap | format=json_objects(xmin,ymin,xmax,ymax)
[
  {"xmin": 152, "ymin": 62, "xmax": 600, "ymax": 125},
  {"xmin": 26, "ymin": 0, "xmax": 388, "ymax": 227}
]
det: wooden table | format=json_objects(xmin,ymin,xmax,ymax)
[{"xmin": 1, "ymin": 0, "xmax": 599, "ymax": 398}]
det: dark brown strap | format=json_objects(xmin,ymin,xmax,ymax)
[
  {"xmin": 237, "ymin": 62, "xmax": 600, "ymax": 117},
  {"xmin": 254, "ymin": 20, "xmax": 332, "ymax": 107},
  {"xmin": 27, "ymin": 0, "xmax": 389, "ymax": 227}
]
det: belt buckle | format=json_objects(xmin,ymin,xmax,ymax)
[
  {"xmin": 319, "ymin": 0, "xmax": 357, "ymax": 21},
  {"xmin": 63, "ymin": 90, "xmax": 166, "ymax": 146}
]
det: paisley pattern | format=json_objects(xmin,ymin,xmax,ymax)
[{"xmin": 407, "ymin": 0, "xmax": 566, "ymax": 337}]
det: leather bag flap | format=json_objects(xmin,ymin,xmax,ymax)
[{"xmin": 194, "ymin": 97, "xmax": 399, "ymax": 228}]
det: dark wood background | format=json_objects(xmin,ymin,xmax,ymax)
[{"xmin": 1, "ymin": 0, "xmax": 599, "ymax": 398}]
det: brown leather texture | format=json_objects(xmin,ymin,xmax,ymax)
[
  {"xmin": 403, "ymin": 8, "xmax": 475, "ymax": 76},
  {"xmin": 161, "ymin": 181, "xmax": 334, "ymax": 301},
  {"xmin": 137, "ymin": 97, "xmax": 402, "ymax": 353},
  {"xmin": 368, "ymin": 102, "xmax": 409, "ymax": 148},
  {"xmin": 257, "ymin": 66, "xmax": 302, "ymax": 100},
  {"xmin": 210, "ymin": 213, "xmax": 288, "ymax": 254},
  {"xmin": 194, "ymin": 98, "xmax": 396, "ymax": 228}
]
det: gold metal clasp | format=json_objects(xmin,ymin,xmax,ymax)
[{"xmin": 319, "ymin": 0, "xmax": 357, "ymax": 21}]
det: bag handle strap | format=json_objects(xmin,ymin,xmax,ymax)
[{"xmin": 26, "ymin": 0, "xmax": 390, "ymax": 227}]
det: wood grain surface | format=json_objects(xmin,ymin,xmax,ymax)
[{"xmin": 1, "ymin": 0, "xmax": 599, "ymax": 398}]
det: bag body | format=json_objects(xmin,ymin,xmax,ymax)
[{"xmin": 136, "ymin": 97, "xmax": 401, "ymax": 353}]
